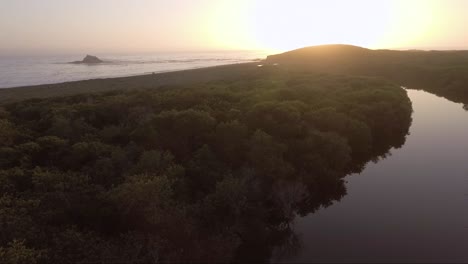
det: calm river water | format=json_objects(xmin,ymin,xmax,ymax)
[{"xmin": 286, "ymin": 89, "xmax": 468, "ymax": 263}]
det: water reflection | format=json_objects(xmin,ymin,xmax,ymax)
[
  {"xmin": 285, "ymin": 89, "xmax": 468, "ymax": 263},
  {"xmin": 464, "ymin": 104, "xmax": 468, "ymax": 111},
  {"xmin": 234, "ymin": 93, "xmax": 413, "ymax": 263}
]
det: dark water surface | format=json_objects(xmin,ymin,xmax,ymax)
[{"xmin": 286, "ymin": 89, "xmax": 468, "ymax": 263}]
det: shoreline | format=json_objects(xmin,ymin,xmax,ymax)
[
  {"xmin": 0, "ymin": 62, "xmax": 257, "ymax": 90},
  {"xmin": 0, "ymin": 62, "xmax": 261, "ymax": 104}
]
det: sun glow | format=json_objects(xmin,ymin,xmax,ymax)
[{"xmin": 207, "ymin": 0, "xmax": 441, "ymax": 52}]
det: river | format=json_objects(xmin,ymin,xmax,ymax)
[{"xmin": 285, "ymin": 89, "xmax": 468, "ymax": 263}]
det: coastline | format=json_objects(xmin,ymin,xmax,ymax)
[{"xmin": 0, "ymin": 62, "xmax": 260, "ymax": 104}]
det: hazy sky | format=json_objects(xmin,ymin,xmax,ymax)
[{"xmin": 1, "ymin": 0, "xmax": 468, "ymax": 55}]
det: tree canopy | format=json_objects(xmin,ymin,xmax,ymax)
[{"xmin": 0, "ymin": 71, "xmax": 412, "ymax": 262}]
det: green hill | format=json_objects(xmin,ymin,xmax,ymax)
[{"xmin": 267, "ymin": 45, "xmax": 468, "ymax": 104}]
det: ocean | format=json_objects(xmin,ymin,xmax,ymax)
[{"xmin": 0, "ymin": 51, "xmax": 268, "ymax": 88}]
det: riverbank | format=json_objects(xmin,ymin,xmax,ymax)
[{"xmin": 285, "ymin": 89, "xmax": 468, "ymax": 263}]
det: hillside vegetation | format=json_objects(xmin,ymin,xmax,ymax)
[
  {"xmin": 0, "ymin": 70, "xmax": 411, "ymax": 262},
  {"xmin": 267, "ymin": 44, "xmax": 468, "ymax": 104}
]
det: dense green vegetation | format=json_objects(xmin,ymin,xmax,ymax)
[
  {"xmin": 267, "ymin": 44, "xmax": 468, "ymax": 105},
  {"xmin": 0, "ymin": 70, "xmax": 411, "ymax": 263}
]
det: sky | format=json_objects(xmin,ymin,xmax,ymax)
[{"xmin": 1, "ymin": 0, "xmax": 468, "ymax": 55}]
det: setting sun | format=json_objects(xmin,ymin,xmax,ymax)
[
  {"xmin": 207, "ymin": 0, "xmax": 449, "ymax": 52},
  {"xmin": 1, "ymin": 0, "xmax": 467, "ymax": 54}
]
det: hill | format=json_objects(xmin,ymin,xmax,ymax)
[
  {"xmin": 266, "ymin": 45, "xmax": 468, "ymax": 104},
  {"xmin": 267, "ymin": 44, "xmax": 371, "ymax": 62}
]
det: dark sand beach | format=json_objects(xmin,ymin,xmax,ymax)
[{"xmin": 0, "ymin": 62, "xmax": 259, "ymax": 104}]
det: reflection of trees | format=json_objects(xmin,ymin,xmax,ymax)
[{"xmin": 231, "ymin": 114, "xmax": 412, "ymax": 262}]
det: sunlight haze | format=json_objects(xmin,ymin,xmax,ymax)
[
  {"xmin": 2, "ymin": 0, "xmax": 468, "ymax": 263},
  {"xmin": 1, "ymin": 0, "xmax": 468, "ymax": 54}
]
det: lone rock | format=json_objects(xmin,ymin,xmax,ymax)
[{"xmin": 73, "ymin": 55, "xmax": 103, "ymax": 64}]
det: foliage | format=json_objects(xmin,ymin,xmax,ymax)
[
  {"xmin": 0, "ymin": 71, "xmax": 411, "ymax": 262},
  {"xmin": 0, "ymin": 240, "xmax": 44, "ymax": 264},
  {"xmin": 267, "ymin": 44, "xmax": 468, "ymax": 105}
]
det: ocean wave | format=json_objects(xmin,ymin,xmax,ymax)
[
  {"xmin": 105, "ymin": 58, "xmax": 257, "ymax": 65},
  {"xmin": 1, "ymin": 51, "xmax": 267, "ymax": 88}
]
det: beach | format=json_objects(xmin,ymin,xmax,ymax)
[{"xmin": 0, "ymin": 62, "xmax": 261, "ymax": 104}]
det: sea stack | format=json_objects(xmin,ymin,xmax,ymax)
[
  {"xmin": 82, "ymin": 55, "xmax": 103, "ymax": 63},
  {"xmin": 73, "ymin": 55, "xmax": 103, "ymax": 64}
]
